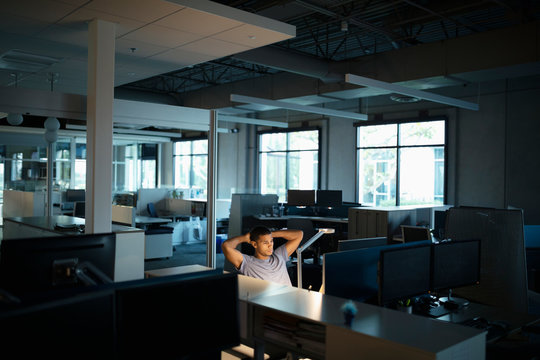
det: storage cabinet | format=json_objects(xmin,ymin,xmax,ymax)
[{"xmin": 348, "ymin": 206, "xmax": 425, "ymax": 240}]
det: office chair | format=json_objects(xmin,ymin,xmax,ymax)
[
  {"xmin": 147, "ymin": 202, "xmax": 158, "ymax": 218},
  {"xmin": 73, "ymin": 201, "xmax": 85, "ymax": 218},
  {"xmin": 286, "ymin": 218, "xmax": 318, "ymax": 263}
]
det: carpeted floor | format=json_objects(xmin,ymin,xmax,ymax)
[{"xmin": 144, "ymin": 242, "xmax": 225, "ymax": 271}]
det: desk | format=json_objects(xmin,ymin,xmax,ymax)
[
  {"xmin": 431, "ymin": 301, "xmax": 540, "ymax": 341},
  {"xmin": 155, "ymin": 210, "xmax": 190, "ymax": 222},
  {"xmin": 135, "ymin": 215, "xmax": 172, "ymax": 229},
  {"xmin": 253, "ymin": 214, "xmax": 348, "ymax": 224},
  {"xmin": 238, "ymin": 275, "xmax": 485, "ymax": 360},
  {"xmin": 145, "ymin": 264, "xmax": 212, "ymax": 278},
  {"xmin": 2, "ymin": 216, "xmax": 145, "ymax": 282}
]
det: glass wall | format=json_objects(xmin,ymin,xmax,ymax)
[{"xmin": 0, "ymin": 138, "xmax": 158, "ymax": 195}]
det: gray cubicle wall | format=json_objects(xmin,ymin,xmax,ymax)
[
  {"xmin": 136, "ymin": 188, "xmax": 171, "ymax": 215},
  {"xmin": 445, "ymin": 207, "xmax": 528, "ymax": 313}
]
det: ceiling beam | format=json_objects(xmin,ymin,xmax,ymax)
[
  {"xmin": 218, "ymin": 114, "xmax": 289, "ymax": 128},
  {"xmin": 345, "ymin": 73, "xmax": 479, "ymax": 111},
  {"xmin": 230, "ymin": 94, "xmax": 368, "ymax": 120}
]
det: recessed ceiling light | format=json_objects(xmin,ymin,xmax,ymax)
[
  {"xmin": 248, "ymin": 35, "xmax": 256, "ymax": 39},
  {"xmin": 390, "ymin": 94, "xmax": 420, "ymax": 103}
]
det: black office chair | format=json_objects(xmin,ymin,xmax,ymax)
[
  {"xmin": 286, "ymin": 218, "xmax": 318, "ymax": 262},
  {"xmin": 73, "ymin": 201, "xmax": 85, "ymax": 218},
  {"xmin": 147, "ymin": 202, "xmax": 158, "ymax": 217}
]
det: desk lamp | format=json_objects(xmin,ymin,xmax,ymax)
[{"xmin": 296, "ymin": 228, "xmax": 335, "ymax": 288}]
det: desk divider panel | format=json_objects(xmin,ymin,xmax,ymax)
[
  {"xmin": 112, "ymin": 205, "xmax": 135, "ymax": 227},
  {"xmin": 445, "ymin": 207, "xmax": 528, "ymax": 313}
]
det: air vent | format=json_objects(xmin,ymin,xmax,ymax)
[
  {"xmin": 390, "ymin": 94, "xmax": 420, "ymax": 103},
  {"xmin": 0, "ymin": 49, "xmax": 62, "ymax": 72}
]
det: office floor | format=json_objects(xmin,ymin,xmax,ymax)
[{"xmin": 144, "ymin": 242, "xmax": 225, "ymax": 272}]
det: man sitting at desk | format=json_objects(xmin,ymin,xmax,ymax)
[{"xmin": 221, "ymin": 226, "xmax": 302, "ymax": 286}]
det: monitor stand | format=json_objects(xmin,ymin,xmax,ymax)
[{"xmin": 438, "ymin": 288, "xmax": 469, "ymax": 308}]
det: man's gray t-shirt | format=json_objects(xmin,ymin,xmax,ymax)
[{"xmin": 238, "ymin": 245, "xmax": 292, "ymax": 286}]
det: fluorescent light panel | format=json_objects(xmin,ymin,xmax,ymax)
[
  {"xmin": 345, "ymin": 74, "xmax": 479, "ymax": 111},
  {"xmin": 230, "ymin": 94, "xmax": 368, "ymax": 120},
  {"xmin": 218, "ymin": 114, "xmax": 288, "ymax": 128}
]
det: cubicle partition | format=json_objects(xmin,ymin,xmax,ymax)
[{"xmin": 445, "ymin": 207, "xmax": 528, "ymax": 313}]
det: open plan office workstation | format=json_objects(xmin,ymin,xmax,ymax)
[{"xmin": 2, "ymin": 2, "xmax": 540, "ymax": 359}]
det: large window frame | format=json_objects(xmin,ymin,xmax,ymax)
[
  {"xmin": 173, "ymin": 137, "xmax": 208, "ymax": 199},
  {"xmin": 258, "ymin": 127, "xmax": 321, "ymax": 203},
  {"xmin": 356, "ymin": 117, "xmax": 447, "ymax": 207}
]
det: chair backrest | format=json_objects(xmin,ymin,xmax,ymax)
[
  {"xmin": 286, "ymin": 218, "xmax": 316, "ymax": 246},
  {"xmin": 147, "ymin": 202, "xmax": 158, "ymax": 217},
  {"xmin": 73, "ymin": 201, "xmax": 85, "ymax": 218}
]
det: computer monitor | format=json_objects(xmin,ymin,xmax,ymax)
[
  {"xmin": 0, "ymin": 233, "xmax": 116, "ymax": 297},
  {"xmin": 316, "ymin": 190, "xmax": 342, "ymax": 207},
  {"xmin": 324, "ymin": 245, "xmax": 390, "ymax": 303},
  {"xmin": 337, "ymin": 237, "xmax": 387, "ymax": 252},
  {"xmin": 287, "ymin": 189, "xmax": 316, "ymax": 206},
  {"xmin": 433, "ymin": 210, "xmax": 448, "ymax": 239},
  {"xmin": 0, "ymin": 286, "xmax": 116, "ymax": 357},
  {"xmin": 65, "ymin": 189, "xmax": 85, "ymax": 202},
  {"xmin": 431, "ymin": 239, "xmax": 481, "ymax": 306},
  {"xmin": 378, "ymin": 244, "xmax": 431, "ymax": 306},
  {"xmin": 401, "ymin": 225, "xmax": 432, "ymax": 243},
  {"xmin": 115, "ymin": 270, "xmax": 240, "ymax": 359}
]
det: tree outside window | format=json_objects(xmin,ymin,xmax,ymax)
[
  {"xmin": 357, "ymin": 120, "xmax": 446, "ymax": 206},
  {"xmin": 259, "ymin": 129, "xmax": 319, "ymax": 203}
]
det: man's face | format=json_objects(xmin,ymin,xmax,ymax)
[{"xmin": 252, "ymin": 233, "xmax": 274, "ymax": 257}]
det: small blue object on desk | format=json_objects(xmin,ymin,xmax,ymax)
[{"xmin": 341, "ymin": 300, "xmax": 358, "ymax": 326}]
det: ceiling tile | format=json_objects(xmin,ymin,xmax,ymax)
[
  {"xmin": 212, "ymin": 23, "xmax": 292, "ymax": 49},
  {"xmin": 84, "ymin": 0, "xmax": 183, "ymax": 23},
  {"xmin": 0, "ymin": 15, "xmax": 50, "ymax": 37},
  {"xmin": 115, "ymin": 38, "xmax": 170, "ymax": 58},
  {"xmin": 155, "ymin": 8, "xmax": 242, "ymax": 37},
  {"xmin": 36, "ymin": 24, "xmax": 88, "ymax": 48},
  {"xmin": 59, "ymin": 8, "xmax": 145, "ymax": 37},
  {"xmin": 179, "ymin": 38, "xmax": 251, "ymax": 58},
  {"xmin": 121, "ymin": 24, "xmax": 200, "ymax": 49},
  {"xmin": 3, "ymin": 0, "xmax": 78, "ymax": 24},
  {"xmin": 149, "ymin": 47, "xmax": 214, "ymax": 67}
]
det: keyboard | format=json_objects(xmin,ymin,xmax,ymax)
[{"xmin": 458, "ymin": 317, "xmax": 509, "ymax": 343}]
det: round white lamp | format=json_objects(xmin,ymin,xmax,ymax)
[
  {"xmin": 44, "ymin": 117, "xmax": 60, "ymax": 143},
  {"xmin": 7, "ymin": 113, "xmax": 23, "ymax": 126},
  {"xmin": 44, "ymin": 117, "xmax": 60, "ymax": 131}
]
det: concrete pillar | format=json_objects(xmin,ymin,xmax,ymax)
[{"xmin": 86, "ymin": 19, "xmax": 115, "ymax": 233}]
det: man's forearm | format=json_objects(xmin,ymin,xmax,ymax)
[
  {"xmin": 222, "ymin": 233, "xmax": 249, "ymax": 249},
  {"xmin": 272, "ymin": 229, "xmax": 303, "ymax": 242}
]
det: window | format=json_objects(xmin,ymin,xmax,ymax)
[
  {"xmin": 173, "ymin": 139, "xmax": 207, "ymax": 199},
  {"xmin": 357, "ymin": 119, "xmax": 446, "ymax": 206},
  {"xmin": 259, "ymin": 129, "xmax": 320, "ymax": 202}
]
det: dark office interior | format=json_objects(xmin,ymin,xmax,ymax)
[{"xmin": 1, "ymin": 1, "xmax": 540, "ymax": 359}]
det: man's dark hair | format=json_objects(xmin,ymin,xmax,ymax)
[{"xmin": 249, "ymin": 226, "xmax": 271, "ymax": 242}]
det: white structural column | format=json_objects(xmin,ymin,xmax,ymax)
[
  {"xmin": 206, "ymin": 110, "xmax": 218, "ymax": 268},
  {"xmin": 86, "ymin": 19, "xmax": 115, "ymax": 233}
]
